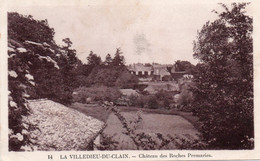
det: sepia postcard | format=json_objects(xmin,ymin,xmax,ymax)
[{"xmin": 1, "ymin": 0, "xmax": 260, "ymax": 160}]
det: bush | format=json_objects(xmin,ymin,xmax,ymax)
[
  {"xmin": 155, "ymin": 90, "xmax": 176, "ymax": 109},
  {"xmin": 73, "ymin": 86, "xmax": 122, "ymax": 103},
  {"xmin": 126, "ymin": 94, "xmax": 159, "ymax": 109},
  {"xmin": 125, "ymin": 90, "xmax": 177, "ymax": 109},
  {"xmin": 115, "ymin": 71, "xmax": 138, "ymax": 89},
  {"xmin": 175, "ymin": 89, "xmax": 193, "ymax": 106}
]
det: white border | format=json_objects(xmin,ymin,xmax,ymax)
[{"xmin": 1, "ymin": 0, "xmax": 260, "ymax": 160}]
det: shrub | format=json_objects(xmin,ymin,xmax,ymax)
[
  {"xmin": 175, "ymin": 89, "xmax": 193, "ymax": 106},
  {"xmin": 145, "ymin": 95, "xmax": 159, "ymax": 109},
  {"xmin": 155, "ymin": 90, "xmax": 176, "ymax": 109},
  {"xmin": 96, "ymin": 134, "xmax": 119, "ymax": 150},
  {"xmin": 73, "ymin": 86, "xmax": 122, "ymax": 103},
  {"xmin": 125, "ymin": 90, "xmax": 177, "ymax": 109},
  {"xmin": 115, "ymin": 71, "xmax": 138, "ymax": 89},
  {"xmin": 126, "ymin": 94, "xmax": 159, "ymax": 109}
]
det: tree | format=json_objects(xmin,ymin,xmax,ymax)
[
  {"xmin": 8, "ymin": 12, "xmax": 55, "ymax": 44},
  {"xmin": 85, "ymin": 49, "xmax": 132, "ymax": 88},
  {"xmin": 112, "ymin": 48, "xmax": 125, "ymax": 66},
  {"xmin": 174, "ymin": 60, "xmax": 195, "ymax": 73},
  {"xmin": 87, "ymin": 51, "xmax": 102, "ymax": 67},
  {"xmin": 192, "ymin": 3, "xmax": 253, "ymax": 149},
  {"xmin": 62, "ymin": 38, "xmax": 72, "ymax": 48},
  {"xmin": 86, "ymin": 66, "xmax": 126, "ymax": 87},
  {"xmin": 104, "ymin": 53, "xmax": 113, "ymax": 66}
]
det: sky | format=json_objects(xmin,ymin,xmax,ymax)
[{"xmin": 8, "ymin": 1, "xmax": 251, "ymax": 65}]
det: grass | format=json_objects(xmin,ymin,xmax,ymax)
[
  {"xmin": 103, "ymin": 111, "xmax": 200, "ymax": 150},
  {"xmin": 70, "ymin": 103, "xmax": 111, "ymax": 122},
  {"xmin": 69, "ymin": 102, "xmax": 202, "ymax": 150},
  {"xmin": 69, "ymin": 103, "xmax": 201, "ymax": 131},
  {"xmin": 117, "ymin": 106, "xmax": 201, "ymax": 130}
]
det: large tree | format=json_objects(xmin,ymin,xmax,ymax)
[
  {"xmin": 112, "ymin": 48, "xmax": 125, "ymax": 66},
  {"xmin": 192, "ymin": 3, "xmax": 253, "ymax": 149},
  {"xmin": 87, "ymin": 51, "xmax": 102, "ymax": 67},
  {"xmin": 104, "ymin": 53, "xmax": 113, "ymax": 66},
  {"xmin": 174, "ymin": 60, "xmax": 196, "ymax": 74}
]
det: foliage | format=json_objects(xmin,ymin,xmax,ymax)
[
  {"xmin": 96, "ymin": 134, "xmax": 119, "ymax": 150},
  {"xmin": 83, "ymin": 48, "xmax": 135, "ymax": 88},
  {"xmin": 175, "ymin": 84, "xmax": 194, "ymax": 107},
  {"xmin": 126, "ymin": 94, "xmax": 158, "ymax": 109},
  {"xmin": 8, "ymin": 12, "xmax": 57, "ymax": 151},
  {"xmin": 174, "ymin": 60, "xmax": 196, "ymax": 74},
  {"xmin": 86, "ymin": 66, "xmax": 124, "ymax": 87},
  {"xmin": 112, "ymin": 48, "xmax": 125, "ymax": 66},
  {"xmin": 8, "ymin": 12, "xmax": 55, "ymax": 44},
  {"xmin": 87, "ymin": 51, "xmax": 102, "ymax": 68},
  {"xmin": 73, "ymin": 86, "xmax": 122, "ymax": 103},
  {"xmin": 115, "ymin": 71, "xmax": 139, "ymax": 89},
  {"xmin": 8, "ymin": 12, "xmax": 80, "ymax": 150},
  {"xmin": 104, "ymin": 53, "xmax": 113, "ymax": 66},
  {"xmin": 8, "ymin": 52, "xmax": 33, "ymax": 151},
  {"xmin": 155, "ymin": 90, "xmax": 175, "ymax": 109},
  {"xmin": 192, "ymin": 3, "xmax": 253, "ymax": 149},
  {"xmin": 33, "ymin": 67, "xmax": 73, "ymax": 104},
  {"xmin": 126, "ymin": 91, "xmax": 176, "ymax": 109},
  {"xmin": 86, "ymin": 65, "xmax": 137, "ymax": 88}
]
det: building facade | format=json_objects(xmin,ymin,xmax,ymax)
[{"xmin": 128, "ymin": 63, "xmax": 176, "ymax": 81}]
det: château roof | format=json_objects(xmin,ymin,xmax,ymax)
[{"xmin": 128, "ymin": 63, "xmax": 153, "ymax": 72}]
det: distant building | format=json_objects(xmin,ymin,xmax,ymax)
[
  {"xmin": 152, "ymin": 64, "xmax": 174, "ymax": 81},
  {"xmin": 128, "ymin": 63, "xmax": 154, "ymax": 76},
  {"xmin": 128, "ymin": 63, "xmax": 179, "ymax": 81},
  {"xmin": 128, "ymin": 63, "xmax": 154, "ymax": 81}
]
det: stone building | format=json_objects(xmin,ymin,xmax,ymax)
[{"xmin": 128, "ymin": 63, "xmax": 176, "ymax": 81}]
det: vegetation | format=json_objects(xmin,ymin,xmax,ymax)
[
  {"xmin": 8, "ymin": 12, "xmax": 73, "ymax": 151},
  {"xmin": 8, "ymin": 13, "xmax": 54, "ymax": 44},
  {"xmin": 192, "ymin": 3, "xmax": 253, "ymax": 149},
  {"xmin": 84, "ymin": 48, "xmax": 138, "ymax": 88},
  {"xmin": 125, "ymin": 90, "xmax": 176, "ymax": 109},
  {"xmin": 8, "ymin": 12, "xmax": 135, "ymax": 151},
  {"xmin": 174, "ymin": 60, "xmax": 196, "ymax": 74},
  {"xmin": 8, "ymin": 2, "xmax": 253, "ymax": 151},
  {"xmin": 70, "ymin": 103, "xmax": 111, "ymax": 122},
  {"xmin": 72, "ymin": 86, "xmax": 122, "ymax": 103}
]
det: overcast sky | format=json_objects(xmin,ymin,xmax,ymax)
[{"xmin": 8, "ymin": 1, "xmax": 252, "ymax": 65}]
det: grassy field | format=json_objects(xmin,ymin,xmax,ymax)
[
  {"xmin": 70, "ymin": 103, "xmax": 201, "ymax": 150},
  {"xmin": 103, "ymin": 112, "xmax": 199, "ymax": 150},
  {"xmin": 70, "ymin": 103, "xmax": 111, "ymax": 122},
  {"xmin": 70, "ymin": 103, "xmax": 201, "ymax": 131}
]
